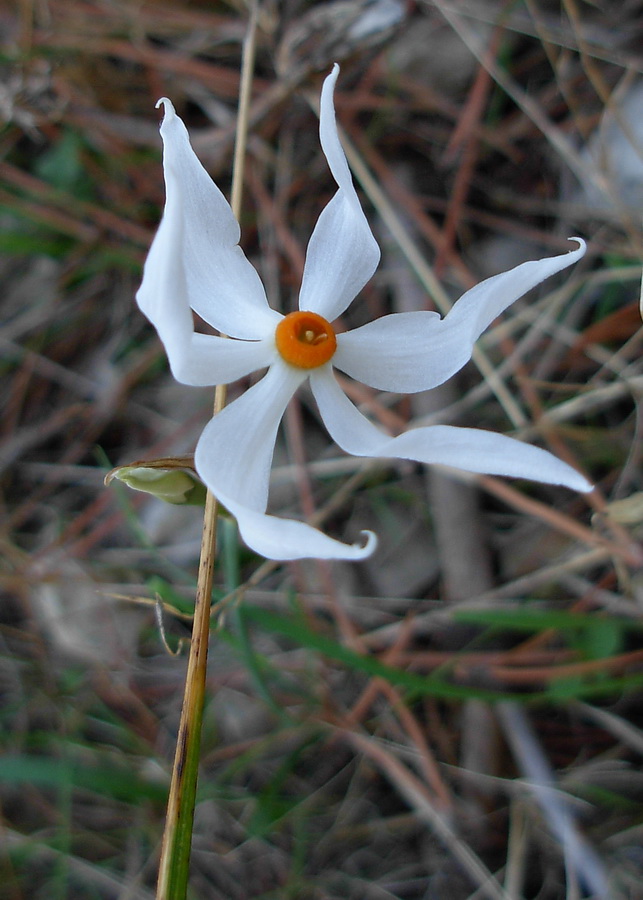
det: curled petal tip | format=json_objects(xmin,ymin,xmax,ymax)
[
  {"xmin": 357, "ymin": 529, "xmax": 378, "ymax": 558},
  {"xmin": 155, "ymin": 97, "xmax": 176, "ymax": 120},
  {"xmin": 568, "ymin": 236, "xmax": 587, "ymax": 253}
]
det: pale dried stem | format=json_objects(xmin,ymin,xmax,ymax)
[{"xmin": 155, "ymin": 4, "xmax": 258, "ymax": 897}]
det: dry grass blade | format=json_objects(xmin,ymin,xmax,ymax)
[
  {"xmin": 347, "ymin": 732, "xmax": 513, "ymax": 900},
  {"xmin": 497, "ymin": 703, "xmax": 610, "ymax": 899}
]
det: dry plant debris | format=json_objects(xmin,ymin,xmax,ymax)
[{"xmin": 1, "ymin": 1, "xmax": 642, "ymax": 898}]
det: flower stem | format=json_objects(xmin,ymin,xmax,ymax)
[{"xmin": 155, "ymin": 4, "xmax": 258, "ymax": 898}]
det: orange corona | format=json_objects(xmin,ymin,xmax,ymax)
[{"xmin": 275, "ymin": 311, "xmax": 337, "ymax": 369}]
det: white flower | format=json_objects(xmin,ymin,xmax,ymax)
[{"xmin": 136, "ymin": 65, "xmax": 591, "ymax": 562}]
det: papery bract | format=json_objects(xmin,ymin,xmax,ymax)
[{"xmin": 136, "ymin": 65, "xmax": 591, "ymax": 561}]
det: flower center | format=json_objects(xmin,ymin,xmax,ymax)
[{"xmin": 275, "ymin": 311, "xmax": 337, "ymax": 369}]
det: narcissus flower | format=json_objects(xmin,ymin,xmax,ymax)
[{"xmin": 136, "ymin": 65, "xmax": 591, "ymax": 561}]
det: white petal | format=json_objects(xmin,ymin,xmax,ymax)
[
  {"xmin": 195, "ymin": 362, "xmax": 305, "ymax": 512},
  {"xmin": 195, "ymin": 360, "xmax": 376, "ymax": 560},
  {"xmin": 335, "ymin": 240, "xmax": 586, "ymax": 393},
  {"xmin": 153, "ymin": 98, "xmax": 281, "ymax": 339},
  {"xmin": 222, "ymin": 502, "xmax": 377, "ymax": 561},
  {"xmin": 180, "ymin": 334, "xmax": 275, "ymax": 386},
  {"xmin": 136, "ymin": 167, "xmax": 275, "ymax": 385},
  {"xmin": 298, "ymin": 65, "xmax": 380, "ymax": 322},
  {"xmin": 311, "ymin": 369, "xmax": 592, "ymax": 493}
]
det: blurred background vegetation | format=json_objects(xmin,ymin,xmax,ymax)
[{"xmin": 1, "ymin": 1, "xmax": 642, "ymax": 898}]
